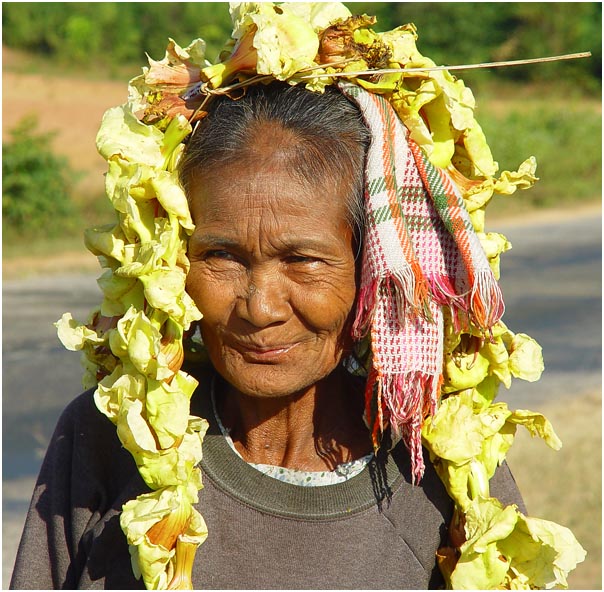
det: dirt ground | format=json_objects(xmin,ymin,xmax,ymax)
[
  {"xmin": 507, "ymin": 389, "xmax": 602, "ymax": 590},
  {"xmin": 3, "ymin": 52, "xmax": 127, "ymax": 197}
]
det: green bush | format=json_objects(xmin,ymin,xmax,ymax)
[
  {"xmin": 2, "ymin": 117, "xmax": 80, "ymax": 238},
  {"xmin": 2, "ymin": 3, "xmax": 600, "ymax": 91},
  {"xmin": 479, "ymin": 99, "xmax": 602, "ymax": 210}
]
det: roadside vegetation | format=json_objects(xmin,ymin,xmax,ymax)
[
  {"xmin": 2, "ymin": 117, "xmax": 81, "ymax": 241},
  {"xmin": 478, "ymin": 85, "xmax": 601, "ymax": 217},
  {"xmin": 4, "ymin": 3, "xmax": 601, "ymax": 89},
  {"xmin": 2, "ymin": 1, "xmax": 601, "ymax": 253}
]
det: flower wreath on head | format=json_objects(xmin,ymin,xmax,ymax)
[{"xmin": 56, "ymin": 2, "xmax": 586, "ymax": 589}]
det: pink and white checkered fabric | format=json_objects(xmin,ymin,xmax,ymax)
[{"xmin": 339, "ymin": 83, "xmax": 504, "ymax": 482}]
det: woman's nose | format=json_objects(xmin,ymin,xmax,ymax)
[{"xmin": 236, "ymin": 270, "xmax": 291, "ymax": 327}]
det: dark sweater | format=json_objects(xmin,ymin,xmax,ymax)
[{"xmin": 10, "ymin": 377, "xmax": 524, "ymax": 590}]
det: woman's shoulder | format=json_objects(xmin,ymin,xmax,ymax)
[
  {"xmin": 53, "ymin": 388, "xmax": 120, "ymax": 450},
  {"xmin": 56, "ymin": 386, "xmax": 106, "ymax": 422},
  {"xmin": 44, "ymin": 388, "xmax": 142, "ymax": 496}
]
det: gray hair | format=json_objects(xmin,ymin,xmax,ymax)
[{"xmin": 178, "ymin": 82, "xmax": 371, "ymax": 239}]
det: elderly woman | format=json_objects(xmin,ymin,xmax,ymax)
[
  {"xmin": 13, "ymin": 4, "xmax": 584, "ymax": 590},
  {"xmin": 11, "ymin": 80, "xmax": 524, "ymax": 590}
]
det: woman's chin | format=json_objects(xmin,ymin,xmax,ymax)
[{"xmin": 215, "ymin": 356, "xmax": 339, "ymax": 400}]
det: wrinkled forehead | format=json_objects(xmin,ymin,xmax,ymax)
[
  {"xmin": 191, "ymin": 118, "xmax": 353, "ymax": 190},
  {"xmin": 187, "ymin": 152, "xmax": 352, "ymax": 229},
  {"xmin": 188, "ymin": 119, "xmax": 353, "ymax": 213}
]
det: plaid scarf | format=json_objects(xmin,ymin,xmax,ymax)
[{"xmin": 339, "ymin": 83, "xmax": 504, "ymax": 483}]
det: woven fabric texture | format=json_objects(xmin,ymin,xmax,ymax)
[{"xmin": 339, "ymin": 82, "xmax": 504, "ymax": 482}]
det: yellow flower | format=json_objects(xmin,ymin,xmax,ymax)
[{"xmin": 506, "ymin": 333, "xmax": 545, "ymax": 382}]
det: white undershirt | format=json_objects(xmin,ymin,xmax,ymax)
[{"xmin": 211, "ymin": 385, "xmax": 373, "ymax": 487}]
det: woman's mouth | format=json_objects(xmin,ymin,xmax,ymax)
[{"xmin": 232, "ymin": 341, "xmax": 299, "ymax": 363}]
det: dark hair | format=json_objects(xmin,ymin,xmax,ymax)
[{"xmin": 178, "ymin": 82, "xmax": 371, "ymax": 235}]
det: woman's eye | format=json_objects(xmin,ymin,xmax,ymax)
[
  {"xmin": 285, "ymin": 255, "xmax": 322, "ymax": 266},
  {"xmin": 205, "ymin": 250, "xmax": 236, "ymax": 261},
  {"xmin": 200, "ymin": 250, "xmax": 245, "ymax": 270}
]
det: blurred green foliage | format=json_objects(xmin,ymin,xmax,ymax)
[
  {"xmin": 2, "ymin": 2, "xmax": 601, "ymax": 91},
  {"xmin": 480, "ymin": 101, "xmax": 602, "ymax": 209},
  {"xmin": 2, "ymin": 2, "xmax": 233, "ymax": 67},
  {"xmin": 2, "ymin": 117, "xmax": 80, "ymax": 238},
  {"xmin": 352, "ymin": 2, "xmax": 602, "ymax": 90}
]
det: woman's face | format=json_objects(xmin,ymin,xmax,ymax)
[{"xmin": 185, "ymin": 151, "xmax": 357, "ymax": 399}]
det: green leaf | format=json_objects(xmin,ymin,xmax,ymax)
[
  {"xmin": 499, "ymin": 514, "xmax": 587, "ymax": 589},
  {"xmin": 139, "ymin": 268, "xmax": 186, "ymax": 318},
  {"xmin": 55, "ymin": 312, "xmax": 105, "ymax": 351},
  {"xmin": 477, "ymin": 231, "xmax": 512, "ymax": 281},
  {"xmin": 84, "ymin": 223, "xmax": 127, "ymax": 263},
  {"xmin": 151, "ymin": 171, "xmax": 194, "ymax": 231},
  {"xmin": 117, "ymin": 397, "xmax": 158, "ymax": 454},
  {"xmin": 94, "ymin": 363, "xmax": 145, "ymax": 422},
  {"xmin": 120, "ymin": 486, "xmax": 183, "ymax": 589},
  {"xmin": 481, "ymin": 334, "xmax": 512, "ymax": 388},
  {"xmin": 452, "ymin": 498, "xmax": 517, "ymax": 589},
  {"xmin": 423, "ymin": 392, "xmax": 484, "ymax": 464},
  {"xmin": 146, "ymin": 373, "xmax": 198, "ymax": 450},
  {"xmin": 283, "ymin": 1, "xmax": 351, "ymax": 32},
  {"xmin": 470, "ymin": 375, "xmax": 501, "ymax": 409},
  {"xmin": 108, "ymin": 307, "xmax": 169, "ymax": 380},
  {"xmin": 134, "ymin": 429, "xmax": 205, "ymax": 489},
  {"xmin": 97, "ymin": 270, "xmax": 145, "ymax": 318},
  {"xmin": 443, "ymin": 348, "xmax": 490, "ymax": 393},
  {"xmin": 161, "ymin": 114, "xmax": 192, "ymax": 170},
  {"xmin": 494, "ymin": 157, "xmax": 539, "ymax": 195}
]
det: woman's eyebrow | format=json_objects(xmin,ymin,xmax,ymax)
[
  {"xmin": 189, "ymin": 234, "xmax": 241, "ymax": 249},
  {"xmin": 281, "ymin": 235, "xmax": 349, "ymax": 254},
  {"xmin": 284, "ymin": 238, "xmax": 337, "ymax": 253}
]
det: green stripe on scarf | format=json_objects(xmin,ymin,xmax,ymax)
[{"xmin": 420, "ymin": 156, "xmax": 474, "ymax": 234}]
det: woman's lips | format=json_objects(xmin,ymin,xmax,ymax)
[{"xmin": 232, "ymin": 341, "xmax": 299, "ymax": 363}]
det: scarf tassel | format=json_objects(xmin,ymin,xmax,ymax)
[
  {"xmin": 469, "ymin": 269, "xmax": 505, "ymax": 331},
  {"xmin": 391, "ymin": 262, "xmax": 432, "ymax": 321},
  {"xmin": 352, "ymin": 266, "xmax": 432, "ymax": 341},
  {"xmin": 427, "ymin": 273, "xmax": 468, "ymax": 333},
  {"xmin": 365, "ymin": 370, "xmax": 442, "ymax": 484},
  {"xmin": 427, "ymin": 269, "xmax": 504, "ymax": 334},
  {"xmin": 352, "ymin": 279, "xmax": 378, "ymax": 340}
]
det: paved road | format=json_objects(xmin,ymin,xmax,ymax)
[
  {"xmin": 2, "ymin": 210, "xmax": 601, "ymax": 585},
  {"xmin": 3, "ymin": 274, "xmax": 103, "ymax": 586},
  {"xmin": 495, "ymin": 212, "xmax": 601, "ymax": 407}
]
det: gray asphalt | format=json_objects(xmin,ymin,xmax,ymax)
[
  {"xmin": 2, "ymin": 210, "xmax": 601, "ymax": 586},
  {"xmin": 495, "ymin": 212, "xmax": 601, "ymax": 407}
]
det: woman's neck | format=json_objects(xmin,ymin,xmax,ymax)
[{"xmin": 216, "ymin": 367, "xmax": 371, "ymax": 471}]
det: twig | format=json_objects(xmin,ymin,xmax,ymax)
[{"xmin": 298, "ymin": 52, "xmax": 592, "ymax": 79}]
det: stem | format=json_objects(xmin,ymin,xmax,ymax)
[
  {"xmin": 299, "ymin": 52, "xmax": 592, "ymax": 79},
  {"xmin": 167, "ymin": 538, "xmax": 198, "ymax": 590}
]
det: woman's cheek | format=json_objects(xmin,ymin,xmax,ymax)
[
  {"xmin": 295, "ymin": 274, "xmax": 357, "ymax": 332},
  {"xmin": 186, "ymin": 265, "xmax": 233, "ymax": 321}
]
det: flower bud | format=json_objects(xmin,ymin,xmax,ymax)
[{"xmin": 201, "ymin": 26, "xmax": 258, "ymax": 89}]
